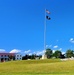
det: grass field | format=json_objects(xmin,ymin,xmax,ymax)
[{"xmin": 0, "ymin": 59, "xmax": 74, "ymax": 75}]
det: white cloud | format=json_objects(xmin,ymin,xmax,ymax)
[
  {"xmin": 46, "ymin": 45, "xmax": 52, "ymax": 48},
  {"xmin": 33, "ymin": 50, "xmax": 45, "ymax": 55},
  {"xmin": 53, "ymin": 45, "xmax": 58, "ymax": 48},
  {"xmin": 10, "ymin": 49, "xmax": 21, "ymax": 53},
  {"xmin": 59, "ymin": 48, "xmax": 62, "ymax": 50},
  {"xmin": 46, "ymin": 45, "xmax": 49, "ymax": 48},
  {"xmin": 28, "ymin": 53, "xmax": 32, "ymax": 55},
  {"xmin": 24, "ymin": 49, "xmax": 45, "ymax": 55},
  {"xmin": 53, "ymin": 50, "xmax": 55, "ymax": 53},
  {"xmin": 24, "ymin": 49, "xmax": 31, "ymax": 54},
  {"xmin": 69, "ymin": 38, "xmax": 74, "ymax": 43},
  {"xmin": 49, "ymin": 45, "xmax": 52, "ymax": 47},
  {"xmin": 0, "ymin": 49, "xmax": 6, "ymax": 53},
  {"xmin": 36, "ymin": 50, "xmax": 45, "ymax": 55},
  {"xmin": 62, "ymin": 52, "xmax": 65, "ymax": 54}
]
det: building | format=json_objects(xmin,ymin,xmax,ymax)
[
  {"xmin": 15, "ymin": 53, "xmax": 22, "ymax": 60},
  {"xmin": 0, "ymin": 53, "xmax": 22, "ymax": 62}
]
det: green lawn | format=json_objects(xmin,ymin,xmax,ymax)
[{"xmin": 0, "ymin": 59, "xmax": 74, "ymax": 75}]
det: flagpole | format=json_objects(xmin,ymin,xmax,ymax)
[
  {"xmin": 44, "ymin": 8, "xmax": 46, "ymax": 55},
  {"xmin": 42, "ymin": 9, "xmax": 50, "ymax": 59}
]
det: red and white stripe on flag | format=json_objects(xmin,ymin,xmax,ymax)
[{"xmin": 46, "ymin": 9, "xmax": 50, "ymax": 14}]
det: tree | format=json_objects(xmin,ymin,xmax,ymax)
[
  {"xmin": 8, "ymin": 55, "xmax": 15, "ymax": 60},
  {"xmin": 53, "ymin": 50, "xmax": 62, "ymax": 58},
  {"xmin": 31, "ymin": 54, "xmax": 36, "ymax": 59},
  {"xmin": 45, "ymin": 48, "xmax": 52, "ymax": 58},
  {"xmin": 22, "ymin": 54, "xmax": 29, "ymax": 60},
  {"xmin": 38, "ymin": 55, "xmax": 42, "ymax": 59},
  {"xmin": 22, "ymin": 54, "xmax": 37, "ymax": 60},
  {"xmin": 60, "ymin": 54, "xmax": 65, "ymax": 59},
  {"xmin": 66, "ymin": 49, "xmax": 74, "ymax": 58}
]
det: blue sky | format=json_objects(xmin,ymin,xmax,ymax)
[{"xmin": 0, "ymin": 0, "xmax": 74, "ymax": 55}]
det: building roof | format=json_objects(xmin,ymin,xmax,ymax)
[{"xmin": 0, "ymin": 53, "xmax": 15, "ymax": 56}]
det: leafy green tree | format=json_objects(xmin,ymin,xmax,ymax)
[
  {"xmin": 8, "ymin": 55, "xmax": 15, "ymax": 60},
  {"xmin": 45, "ymin": 48, "xmax": 52, "ymax": 58},
  {"xmin": 22, "ymin": 55, "xmax": 29, "ymax": 60},
  {"xmin": 31, "ymin": 54, "xmax": 36, "ymax": 59},
  {"xmin": 53, "ymin": 50, "xmax": 62, "ymax": 58},
  {"xmin": 66, "ymin": 49, "xmax": 74, "ymax": 58},
  {"xmin": 72, "ymin": 51, "xmax": 74, "ymax": 57},
  {"xmin": 38, "ymin": 55, "xmax": 42, "ymax": 59}
]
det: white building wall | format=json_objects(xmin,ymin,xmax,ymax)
[{"xmin": 15, "ymin": 53, "xmax": 22, "ymax": 60}]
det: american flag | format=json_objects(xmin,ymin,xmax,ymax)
[{"xmin": 46, "ymin": 9, "xmax": 50, "ymax": 14}]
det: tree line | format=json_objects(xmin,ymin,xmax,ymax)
[
  {"xmin": 45, "ymin": 48, "xmax": 74, "ymax": 59},
  {"xmin": 22, "ymin": 54, "xmax": 42, "ymax": 60},
  {"xmin": 22, "ymin": 48, "xmax": 74, "ymax": 60}
]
